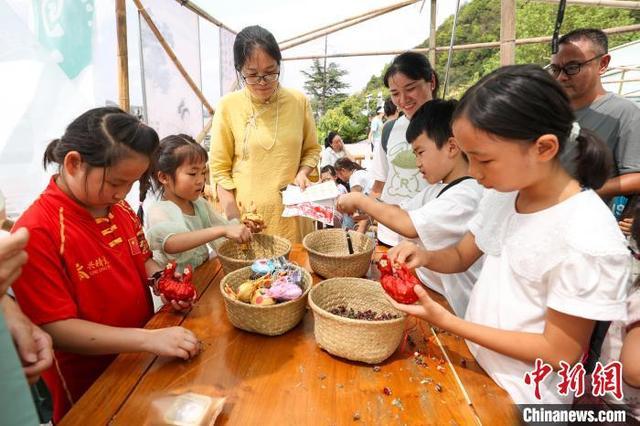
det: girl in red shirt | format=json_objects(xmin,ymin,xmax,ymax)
[{"xmin": 11, "ymin": 107, "xmax": 200, "ymax": 422}]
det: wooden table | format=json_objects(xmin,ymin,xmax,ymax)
[{"xmin": 61, "ymin": 245, "xmax": 520, "ymax": 425}]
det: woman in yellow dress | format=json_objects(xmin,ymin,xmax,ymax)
[{"xmin": 210, "ymin": 25, "xmax": 321, "ymax": 243}]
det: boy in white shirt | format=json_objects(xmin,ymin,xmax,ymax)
[{"xmin": 337, "ymin": 99, "xmax": 484, "ymax": 316}]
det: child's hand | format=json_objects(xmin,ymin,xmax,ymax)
[
  {"xmin": 242, "ymin": 219, "xmax": 265, "ymax": 233},
  {"xmin": 144, "ymin": 326, "xmax": 200, "ymax": 360},
  {"xmin": 619, "ymin": 217, "xmax": 633, "ymax": 236},
  {"xmin": 336, "ymin": 193, "xmax": 361, "ymax": 215},
  {"xmin": 388, "ymin": 241, "xmax": 430, "ymax": 270},
  {"xmin": 225, "ymin": 224, "xmax": 252, "ymax": 242},
  {"xmin": 385, "ymin": 284, "xmax": 451, "ymax": 328},
  {"xmin": 161, "ymin": 294, "xmax": 196, "ymax": 312}
]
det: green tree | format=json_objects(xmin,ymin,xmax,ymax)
[
  {"xmin": 302, "ymin": 59, "xmax": 349, "ymax": 120},
  {"xmin": 317, "ymin": 93, "xmax": 369, "ymax": 144},
  {"xmin": 421, "ymin": 0, "xmax": 640, "ymax": 97}
]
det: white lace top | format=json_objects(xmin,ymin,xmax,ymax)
[{"xmin": 465, "ymin": 189, "xmax": 630, "ymax": 405}]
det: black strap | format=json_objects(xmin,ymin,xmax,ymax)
[
  {"xmin": 551, "ymin": 0, "xmax": 567, "ymax": 54},
  {"xmin": 30, "ymin": 379, "xmax": 53, "ymax": 423},
  {"xmin": 584, "ymin": 320, "xmax": 612, "ymax": 374},
  {"xmin": 436, "ymin": 176, "xmax": 473, "ymax": 199},
  {"xmin": 381, "ymin": 119, "xmax": 396, "ymax": 154}
]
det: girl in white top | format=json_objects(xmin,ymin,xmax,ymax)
[
  {"xmin": 387, "ymin": 65, "xmax": 630, "ymax": 405},
  {"xmin": 338, "ymin": 100, "xmax": 484, "ymax": 317},
  {"xmin": 369, "ymin": 52, "xmax": 437, "ymax": 247},
  {"xmin": 334, "ymin": 157, "xmax": 373, "ymax": 233},
  {"xmin": 142, "ymin": 135, "xmax": 252, "ymax": 271},
  {"xmin": 319, "ymin": 132, "xmax": 353, "ymax": 168}
]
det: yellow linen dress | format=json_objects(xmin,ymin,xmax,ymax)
[{"xmin": 210, "ymin": 86, "xmax": 321, "ymax": 243}]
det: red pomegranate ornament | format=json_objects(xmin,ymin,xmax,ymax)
[
  {"xmin": 157, "ymin": 261, "xmax": 197, "ymax": 302},
  {"xmin": 377, "ymin": 254, "xmax": 419, "ymax": 304}
]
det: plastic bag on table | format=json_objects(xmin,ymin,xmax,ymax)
[{"xmin": 146, "ymin": 388, "xmax": 226, "ymax": 426}]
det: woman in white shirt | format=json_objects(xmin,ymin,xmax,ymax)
[
  {"xmin": 387, "ymin": 65, "xmax": 630, "ymax": 405},
  {"xmin": 369, "ymin": 52, "xmax": 438, "ymax": 247},
  {"xmin": 319, "ymin": 132, "xmax": 353, "ymax": 168}
]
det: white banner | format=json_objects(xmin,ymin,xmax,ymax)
[
  {"xmin": 219, "ymin": 27, "xmax": 237, "ymax": 96},
  {"xmin": 140, "ymin": 2, "xmax": 202, "ymax": 139},
  {"xmin": 0, "ymin": 0, "xmax": 118, "ymax": 217}
]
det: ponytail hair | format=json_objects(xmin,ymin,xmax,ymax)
[
  {"xmin": 573, "ymin": 127, "xmax": 612, "ymax": 190},
  {"xmin": 44, "ymin": 107, "xmax": 159, "ymax": 222},
  {"xmin": 453, "ymin": 64, "xmax": 612, "ymax": 189},
  {"xmin": 334, "ymin": 157, "xmax": 364, "ymax": 172}
]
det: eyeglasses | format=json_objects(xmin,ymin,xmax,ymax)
[
  {"xmin": 241, "ymin": 72, "xmax": 280, "ymax": 85},
  {"xmin": 548, "ymin": 54, "xmax": 605, "ymax": 77}
]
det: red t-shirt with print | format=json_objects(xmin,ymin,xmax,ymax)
[{"xmin": 12, "ymin": 177, "xmax": 153, "ymax": 422}]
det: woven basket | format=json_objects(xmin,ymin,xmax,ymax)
[
  {"xmin": 219, "ymin": 265, "xmax": 312, "ymax": 336},
  {"xmin": 303, "ymin": 229, "xmax": 374, "ymax": 278},
  {"xmin": 308, "ymin": 278, "xmax": 406, "ymax": 364},
  {"xmin": 217, "ymin": 234, "xmax": 292, "ymax": 275}
]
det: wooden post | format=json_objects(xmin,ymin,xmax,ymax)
[
  {"xmin": 133, "ymin": 0, "xmax": 214, "ymax": 115},
  {"xmin": 429, "ymin": 0, "xmax": 437, "ymax": 66},
  {"xmin": 116, "ymin": 0, "xmax": 130, "ymax": 112},
  {"xmin": 500, "ymin": 0, "xmax": 516, "ymax": 65}
]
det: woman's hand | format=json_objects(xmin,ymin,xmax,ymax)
[
  {"xmin": 294, "ymin": 171, "xmax": 312, "ymax": 191},
  {"xmin": 224, "ymin": 224, "xmax": 252, "ymax": 243},
  {"xmin": 0, "ymin": 227, "xmax": 29, "ymax": 297},
  {"xmin": 22, "ymin": 325, "xmax": 53, "ymax": 384},
  {"xmin": 385, "ymin": 285, "xmax": 451, "ymax": 328},
  {"xmin": 2, "ymin": 296, "xmax": 54, "ymax": 384},
  {"xmin": 217, "ymin": 186, "xmax": 242, "ymax": 221},
  {"xmin": 388, "ymin": 241, "xmax": 430, "ymax": 270},
  {"xmin": 142, "ymin": 327, "xmax": 200, "ymax": 360}
]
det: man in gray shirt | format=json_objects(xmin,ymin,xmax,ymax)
[{"xmin": 550, "ymin": 29, "xmax": 640, "ymax": 209}]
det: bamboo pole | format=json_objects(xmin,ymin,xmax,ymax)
[
  {"xmin": 172, "ymin": 0, "xmax": 236, "ymax": 33},
  {"xmin": 280, "ymin": 0, "xmax": 420, "ymax": 51},
  {"xmin": 429, "ymin": 0, "xmax": 437, "ymax": 66},
  {"xmin": 443, "ymin": 0, "xmax": 462, "ymax": 97},
  {"xmin": 618, "ymin": 69, "xmax": 627, "ymax": 94},
  {"xmin": 133, "ymin": 0, "xmax": 214, "ymax": 115},
  {"xmin": 116, "ymin": 0, "xmax": 130, "ymax": 112},
  {"xmin": 280, "ymin": 0, "xmax": 418, "ymax": 45},
  {"xmin": 500, "ymin": 0, "xmax": 516, "ymax": 65},
  {"xmin": 282, "ymin": 23, "xmax": 640, "ymax": 60},
  {"xmin": 604, "ymin": 77, "xmax": 640, "ymax": 84},
  {"xmin": 532, "ymin": 0, "xmax": 640, "ymax": 9},
  {"xmin": 196, "ymin": 116, "xmax": 213, "ymax": 144}
]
